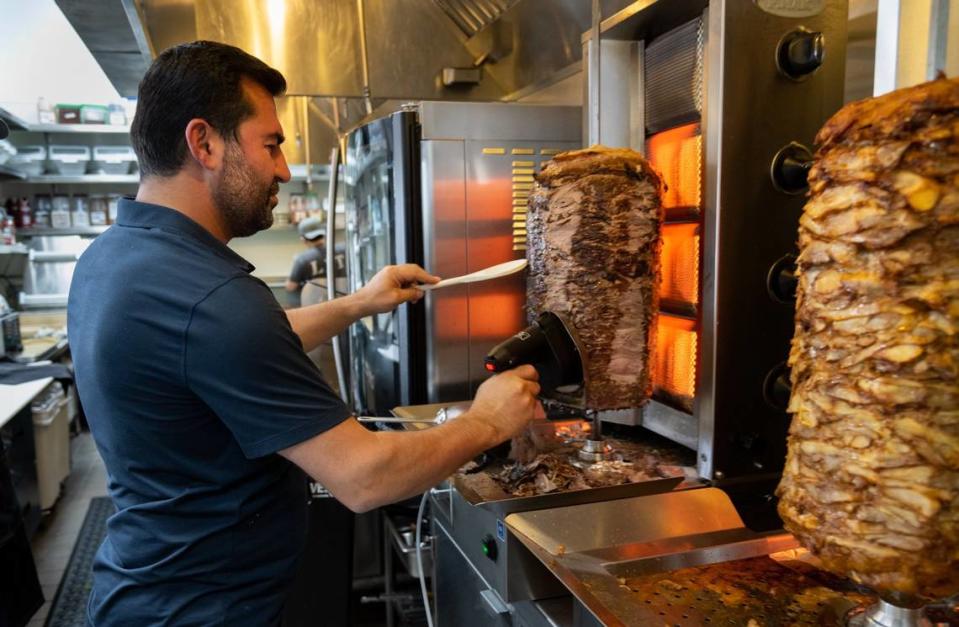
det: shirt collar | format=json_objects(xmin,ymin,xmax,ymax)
[{"xmin": 115, "ymin": 198, "xmax": 255, "ymax": 273}]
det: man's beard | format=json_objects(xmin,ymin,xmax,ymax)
[{"xmin": 213, "ymin": 143, "xmax": 278, "ymax": 238}]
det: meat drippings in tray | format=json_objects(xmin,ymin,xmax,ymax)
[
  {"xmin": 776, "ymin": 76, "xmax": 959, "ymax": 599},
  {"xmin": 621, "ymin": 556, "xmax": 877, "ymax": 626},
  {"xmin": 458, "ymin": 422, "xmax": 692, "ymax": 498}
]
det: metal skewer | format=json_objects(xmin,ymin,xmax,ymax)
[
  {"xmin": 356, "ymin": 406, "xmax": 455, "ymax": 426},
  {"xmin": 356, "ymin": 416, "xmax": 446, "ymax": 425}
]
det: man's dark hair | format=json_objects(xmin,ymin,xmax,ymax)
[{"xmin": 131, "ymin": 40, "xmax": 286, "ymax": 177}]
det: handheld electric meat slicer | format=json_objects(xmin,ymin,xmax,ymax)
[{"xmin": 484, "ymin": 311, "xmax": 612, "ymax": 462}]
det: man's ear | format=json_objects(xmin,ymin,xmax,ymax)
[{"xmin": 184, "ymin": 118, "xmax": 223, "ymax": 171}]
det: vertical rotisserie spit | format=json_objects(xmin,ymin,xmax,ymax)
[
  {"xmin": 526, "ymin": 146, "xmax": 665, "ymax": 410},
  {"xmin": 777, "ymin": 77, "xmax": 959, "ymax": 598}
]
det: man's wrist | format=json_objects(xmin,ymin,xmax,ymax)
[
  {"xmin": 463, "ymin": 406, "xmax": 502, "ymax": 449},
  {"xmin": 343, "ymin": 290, "xmax": 374, "ymax": 320}
]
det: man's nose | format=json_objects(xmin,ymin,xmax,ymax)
[{"xmin": 276, "ymin": 149, "xmax": 292, "ymax": 183}]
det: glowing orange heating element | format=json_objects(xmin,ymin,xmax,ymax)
[
  {"xmin": 661, "ymin": 223, "xmax": 700, "ymax": 305},
  {"xmin": 653, "ymin": 315, "xmax": 698, "ymax": 410},
  {"xmin": 647, "ymin": 123, "xmax": 702, "ymax": 209}
]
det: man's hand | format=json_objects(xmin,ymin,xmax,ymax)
[
  {"xmin": 355, "ymin": 264, "xmax": 440, "ymax": 316},
  {"xmin": 466, "ymin": 365, "xmax": 541, "ymax": 444}
]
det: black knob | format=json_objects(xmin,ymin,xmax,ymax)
[
  {"xmin": 767, "ymin": 254, "xmax": 798, "ymax": 304},
  {"xmin": 770, "ymin": 142, "xmax": 814, "ymax": 194},
  {"xmin": 777, "ymin": 29, "xmax": 824, "ymax": 80},
  {"xmin": 481, "ymin": 534, "xmax": 498, "ymax": 561},
  {"xmin": 762, "ymin": 362, "xmax": 792, "ymax": 411}
]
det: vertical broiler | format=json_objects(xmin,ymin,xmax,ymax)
[
  {"xmin": 422, "ymin": 1, "xmax": 915, "ymax": 625},
  {"xmin": 485, "ymin": 0, "xmax": 850, "ymax": 507},
  {"xmin": 585, "ymin": 0, "xmax": 849, "ymax": 495}
]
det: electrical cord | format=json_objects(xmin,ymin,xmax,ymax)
[{"xmin": 415, "ymin": 490, "xmax": 434, "ymax": 627}]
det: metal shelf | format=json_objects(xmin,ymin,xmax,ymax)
[
  {"xmin": 17, "ymin": 226, "xmax": 109, "ymax": 237},
  {"xmin": 289, "ymin": 164, "xmax": 331, "ymax": 182},
  {"xmin": 25, "ymin": 123, "xmax": 130, "ymax": 134},
  {"xmin": 0, "ymin": 106, "xmax": 30, "ymax": 131},
  {"xmin": 20, "ymin": 293, "xmax": 68, "ymax": 309},
  {"xmin": 0, "ymin": 165, "xmax": 26, "ymax": 181},
  {"xmin": 23, "ymin": 174, "xmax": 138, "ymax": 184}
]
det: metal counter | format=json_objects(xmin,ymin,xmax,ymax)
[{"xmin": 505, "ymin": 489, "xmax": 799, "ymax": 626}]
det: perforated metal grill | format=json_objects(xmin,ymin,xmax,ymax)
[
  {"xmin": 645, "ymin": 17, "xmax": 705, "ymax": 134},
  {"xmin": 432, "ymin": 0, "xmax": 518, "ymax": 38},
  {"xmin": 620, "ymin": 556, "xmax": 874, "ymax": 626}
]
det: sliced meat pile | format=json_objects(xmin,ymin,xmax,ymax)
[
  {"xmin": 491, "ymin": 437, "xmax": 687, "ymax": 497},
  {"xmin": 777, "ymin": 77, "xmax": 959, "ymax": 598},
  {"xmin": 527, "ymin": 146, "xmax": 665, "ymax": 409}
]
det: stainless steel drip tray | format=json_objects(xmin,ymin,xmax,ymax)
[
  {"xmin": 454, "ymin": 473, "xmax": 684, "ymax": 517},
  {"xmin": 505, "ymin": 488, "xmax": 802, "ymax": 626}
]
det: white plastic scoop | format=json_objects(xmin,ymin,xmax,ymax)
[{"xmin": 415, "ymin": 258, "xmax": 527, "ymax": 291}]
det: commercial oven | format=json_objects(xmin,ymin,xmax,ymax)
[{"xmin": 340, "ymin": 102, "xmax": 581, "ymax": 417}]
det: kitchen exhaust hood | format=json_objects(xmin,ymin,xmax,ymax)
[
  {"xmin": 57, "ymin": 0, "xmax": 590, "ymax": 101},
  {"xmin": 55, "ymin": 0, "xmax": 595, "ymax": 156}
]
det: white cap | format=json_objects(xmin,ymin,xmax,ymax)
[{"xmin": 297, "ymin": 216, "xmax": 325, "ymax": 241}]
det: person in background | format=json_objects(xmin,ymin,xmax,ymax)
[
  {"xmin": 68, "ymin": 40, "xmax": 540, "ymax": 626},
  {"xmin": 285, "ymin": 216, "xmax": 326, "ymax": 295},
  {"xmin": 286, "ymin": 217, "xmax": 339, "ymax": 389}
]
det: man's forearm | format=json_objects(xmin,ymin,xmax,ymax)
[
  {"xmin": 286, "ymin": 293, "xmax": 368, "ymax": 351},
  {"xmin": 282, "ymin": 410, "xmax": 502, "ymax": 513},
  {"xmin": 358, "ymin": 416, "xmax": 500, "ymax": 509}
]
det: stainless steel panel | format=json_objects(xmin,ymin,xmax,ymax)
[
  {"xmin": 139, "ymin": 0, "xmax": 197, "ymax": 56},
  {"xmin": 55, "ymin": 0, "xmax": 154, "ymax": 96},
  {"xmin": 506, "ymin": 488, "xmax": 744, "ymax": 557},
  {"xmin": 473, "ymin": 0, "xmax": 592, "ymax": 98},
  {"xmin": 696, "ymin": 0, "xmax": 848, "ymax": 480},
  {"xmin": 419, "ymin": 102, "xmax": 581, "ymax": 142},
  {"xmin": 433, "ymin": 0, "xmax": 519, "ymax": 37},
  {"xmin": 194, "ymin": 0, "xmax": 365, "ymax": 97},
  {"xmin": 582, "ymin": 39, "xmax": 644, "ymax": 149},
  {"xmin": 363, "ymin": 0, "xmax": 506, "ymax": 101},
  {"xmin": 598, "ymin": 0, "xmax": 709, "ymax": 42},
  {"xmin": 639, "ymin": 400, "xmax": 698, "ymax": 450},
  {"xmin": 433, "ymin": 519, "xmax": 512, "ymax": 627},
  {"xmin": 275, "ymin": 97, "xmax": 340, "ymax": 166},
  {"xmin": 436, "ymin": 488, "xmax": 511, "ymax": 603},
  {"xmin": 421, "ymin": 140, "xmax": 471, "ymax": 403},
  {"xmin": 587, "ymin": 0, "xmax": 602, "ymax": 146},
  {"xmin": 512, "ymin": 598, "xmax": 575, "ymax": 627}
]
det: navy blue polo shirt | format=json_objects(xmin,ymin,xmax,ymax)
[{"xmin": 68, "ymin": 198, "xmax": 351, "ymax": 626}]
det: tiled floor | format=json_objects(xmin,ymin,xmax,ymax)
[{"xmin": 27, "ymin": 431, "xmax": 108, "ymax": 627}]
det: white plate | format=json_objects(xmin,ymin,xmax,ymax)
[{"xmin": 415, "ymin": 259, "xmax": 528, "ymax": 291}]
